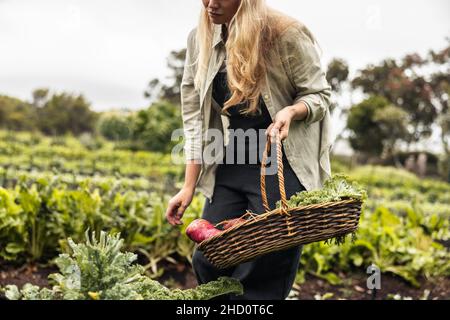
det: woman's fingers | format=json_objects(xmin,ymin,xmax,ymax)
[
  {"xmin": 166, "ymin": 200, "xmax": 181, "ymax": 226},
  {"xmin": 265, "ymin": 123, "xmax": 274, "ymax": 137},
  {"xmin": 270, "ymin": 121, "xmax": 283, "ymax": 137},
  {"xmin": 266, "ymin": 120, "xmax": 288, "ymax": 140},
  {"xmin": 166, "ymin": 190, "xmax": 192, "ymax": 226},
  {"xmin": 165, "ymin": 202, "xmax": 175, "ymax": 225},
  {"xmin": 266, "ymin": 122, "xmax": 281, "ymax": 137},
  {"xmin": 175, "ymin": 204, "xmax": 186, "ymax": 225},
  {"xmin": 279, "ymin": 124, "xmax": 289, "ymax": 140}
]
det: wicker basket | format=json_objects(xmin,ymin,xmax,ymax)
[{"xmin": 197, "ymin": 133, "xmax": 363, "ymax": 269}]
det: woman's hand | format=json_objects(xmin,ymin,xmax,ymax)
[
  {"xmin": 165, "ymin": 187, "xmax": 195, "ymax": 226},
  {"xmin": 265, "ymin": 102, "xmax": 309, "ymax": 140},
  {"xmin": 265, "ymin": 106, "xmax": 296, "ymax": 141}
]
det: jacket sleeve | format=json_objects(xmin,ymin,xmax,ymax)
[
  {"xmin": 280, "ymin": 24, "xmax": 332, "ymax": 126},
  {"xmin": 181, "ymin": 28, "xmax": 203, "ymax": 162}
]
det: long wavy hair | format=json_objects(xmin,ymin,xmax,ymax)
[{"xmin": 194, "ymin": 1, "xmax": 286, "ymax": 116}]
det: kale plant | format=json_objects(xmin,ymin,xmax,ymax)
[{"xmin": 2, "ymin": 231, "xmax": 243, "ymax": 300}]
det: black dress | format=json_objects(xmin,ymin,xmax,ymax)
[{"xmin": 191, "ymin": 65, "xmax": 305, "ymax": 300}]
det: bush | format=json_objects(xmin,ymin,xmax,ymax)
[{"xmin": 98, "ymin": 114, "xmax": 132, "ymax": 141}]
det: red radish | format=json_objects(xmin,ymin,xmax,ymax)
[
  {"xmin": 219, "ymin": 218, "xmax": 246, "ymax": 230},
  {"xmin": 186, "ymin": 219, "xmax": 223, "ymax": 243}
]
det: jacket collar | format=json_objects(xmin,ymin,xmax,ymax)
[{"xmin": 212, "ymin": 24, "xmax": 224, "ymax": 48}]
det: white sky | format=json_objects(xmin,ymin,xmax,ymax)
[{"xmin": 0, "ymin": 0, "xmax": 449, "ymax": 112}]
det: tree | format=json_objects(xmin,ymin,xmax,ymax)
[
  {"xmin": 130, "ymin": 100, "xmax": 182, "ymax": 153},
  {"xmin": 36, "ymin": 91, "xmax": 98, "ymax": 136},
  {"xmin": 32, "ymin": 88, "xmax": 49, "ymax": 108},
  {"xmin": 351, "ymin": 56, "xmax": 437, "ymax": 145},
  {"xmin": 326, "ymin": 58, "xmax": 350, "ymax": 96},
  {"xmin": 325, "ymin": 58, "xmax": 351, "ymax": 153},
  {"xmin": 427, "ymin": 41, "xmax": 450, "ymax": 180},
  {"xmin": 347, "ymin": 96, "xmax": 408, "ymax": 160},
  {"xmin": 0, "ymin": 95, "xmax": 37, "ymax": 131},
  {"xmin": 372, "ymin": 104, "xmax": 409, "ymax": 162},
  {"xmin": 98, "ymin": 113, "xmax": 132, "ymax": 141},
  {"xmin": 144, "ymin": 49, "xmax": 186, "ymax": 106}
]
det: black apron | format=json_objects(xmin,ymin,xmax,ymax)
[{"xmin": 192, "ymin": 67, "xmax": 305, "ymax": 300}]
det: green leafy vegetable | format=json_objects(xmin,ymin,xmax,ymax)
[
  {"xmin": 2, "ymin": 231, "xmax": 243, "ymax": 300},
  {"xmin": 277, "ymin": 174, "xmax": 367, "ymax": 208}
]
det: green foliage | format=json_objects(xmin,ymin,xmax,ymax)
[
  {"xmin": 349, "ymin": 165, "xmax": 450, "ymax": 204},
  {"xmin": 2, "ymin": 231, "xmax": 243, "ymax": 300},
  {"xmin": 0, "ymin": 90, "xmax": 98, "ymax": 136},
  {"xmin": 351, "ymin": 52, "xmax": 443, "ymax": 143},
  {"xmin": 0, "ymin": 130, "xmax": 182, "ymax": 180},
  {"xmin": 1, "ymin": 129, "xmax": 449, "ymax": 290},
  {"xmin": 330, "ymin": 156, "xmax": 353, "ymax": 173},
  {"xmin": 130, "ymin": 101, "xmax": 182, "ymax": 153},
  {"xmin": 98, "ymin": 114, "xmax": 132, "ymax": 141},
  {"xmin": 0, "ymin": 188, "xmax": 25, "ymax": 260},
  {"xmin": 0, "ymin": 175, "xmax": 204, "ymax": 263},
  {"xmin": 295, "ymin": 166, "xmax": 450, "ymax": 286},
  {"xmin": 0, "ymin": 95, "xmax": 37, "ymax": 131},
  {"xmin": 277, "ymin": 174, "xmax": 367, "ymax": 208},
  {"xmin": 326, "ymin": 58, "xmax": 349, "ymax": 93},
  {"xmin": 347, "ymin": 95, "xmax": 408, "ymax": 156},
  {"xmin": 299, "ymin": 204, "xmax": 450, "ymax": 287},
  {"xmin": 37, "ymin": 92, "xmax": 98, "ymax": 136}
]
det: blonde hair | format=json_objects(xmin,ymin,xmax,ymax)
[
  {"xmin": 193, "ymin": 2, "xmax": 323, "ymax": 116},
  {"xmin": 194, "ymin": 1, "xmax": 279, "ymax": 116}
]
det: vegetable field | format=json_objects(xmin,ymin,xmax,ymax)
[{"xmin": 0, "ymin": 131, "xmax": 449, "ymax": 300}]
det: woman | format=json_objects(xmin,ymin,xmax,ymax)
[{"xmin": 166, "ymin": 0, "xmax": 332, "ymax": 300}]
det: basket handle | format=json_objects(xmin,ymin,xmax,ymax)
[{"xmin": 260, "ymin": 131, "xmax": 289, "ymax": 215}]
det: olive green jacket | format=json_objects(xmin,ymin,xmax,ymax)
[{"xmin": 180, "ymin": 18, "xmax": 333, "ymax": 203}]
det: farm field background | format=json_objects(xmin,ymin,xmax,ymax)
[
  {"xmin": 1, "ymin": 131, "xmax": 448, "ymax": 300},
  {"xmin": 1, "ymin": 1, "xmax": 449, "ymax": 300}
]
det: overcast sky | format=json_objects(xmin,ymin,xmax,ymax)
[{"xmin": 0, "ymin": 0, "xmax": 449, "ymax": 112}]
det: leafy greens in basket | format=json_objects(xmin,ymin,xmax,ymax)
[{"xmin": 276, "ymin": 174, "xmax": 367, "ymax": 209}]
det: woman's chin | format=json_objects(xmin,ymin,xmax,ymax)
[{"xmin": 209, "ymin": 16, "xmax": 226, "ymax": 24}]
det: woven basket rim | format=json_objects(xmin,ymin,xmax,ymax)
[{"xmin": 197, "ymin": 198, "xmax": 363, "ymax": 250}]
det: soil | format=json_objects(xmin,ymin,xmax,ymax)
[
  {"xmin": 0, "ymin": 263, "xmax": 55, "ymax": 290},
  {"xmin": 292, "ymin": 271, "xmax": 450, "ymax": 300}
]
